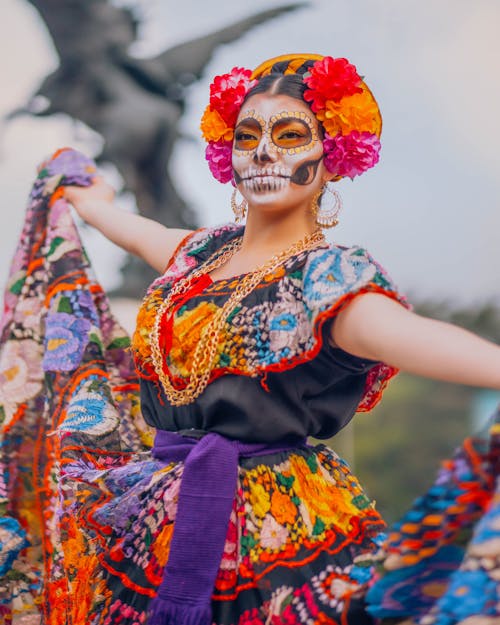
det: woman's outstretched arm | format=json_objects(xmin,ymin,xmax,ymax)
[
  {"xmin": 64, "ymin": 177, "xmax": 193, "ymax": 274},
  {"xmin": 332, "ymin": 293, "xmax": 500, "ymax": 389}
]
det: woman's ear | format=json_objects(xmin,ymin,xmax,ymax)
[{"xmin": 321, "ymin": 167, "xmax": 338, "ymax": 184}]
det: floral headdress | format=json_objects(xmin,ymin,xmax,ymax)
[{"xmin": 200, "ymin": 53, "xmax": 382, "ymax": 183}]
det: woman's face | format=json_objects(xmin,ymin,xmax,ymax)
[{"xmin": 232, "ymin": 93, "xmax": 328, "ymax": 214}]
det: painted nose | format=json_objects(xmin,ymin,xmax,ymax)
[{"xmin": 253, "ymin": 137, "xmax": 277, "ymax": 164}]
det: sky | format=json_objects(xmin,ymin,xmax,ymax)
[{"xmin": 1, "ymin": 0, "xmax": 499, "ymax": 306}]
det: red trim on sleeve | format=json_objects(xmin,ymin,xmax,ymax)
[{"xmin": 162, "ymin": 228, "xmax": 206, "ymax": 274}]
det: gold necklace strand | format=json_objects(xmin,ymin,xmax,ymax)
[{"xmin": 151, "ymin": 230, "xmax": 325, "ymax": 406}]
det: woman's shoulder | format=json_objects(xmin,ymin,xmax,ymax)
[
  {"xmin": 301, "ymin": 240, "xmax": 400, "ymax": 310},
  {"xmin": 151, "ymin": 223, "xmax": 242, "ymax": 288},
  {"xmin": 173, "ymin": 223, "xmax": 243, "ymax": 258}
]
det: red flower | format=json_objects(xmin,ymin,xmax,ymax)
[
  {"xmin": 210, "ymin": 67, "xmax": 256, "ymax": 127},
  {"xmin": 304, "ymin": 57, "xmax": 363, "ymax": 112}
]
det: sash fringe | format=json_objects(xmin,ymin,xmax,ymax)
[{"xmin": 148, "ymin": 598, "xmax": 211, "ymax": 625}]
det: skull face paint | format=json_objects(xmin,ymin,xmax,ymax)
[{"xmin": 232, "ymin": 94, "xmax": 326, "ymax": 211}]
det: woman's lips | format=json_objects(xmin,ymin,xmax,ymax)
[
  {"xmin": 242, "ymin": 175, "xmax": 290, "ymax": 192},
  {"xmin": 241, "ymin": 167, "xmax": 291, "ymax": 181}
]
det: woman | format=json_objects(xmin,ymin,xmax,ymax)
[{"xmin": 1, "ymin": 54, "xmax": 499, "ymax": 625}]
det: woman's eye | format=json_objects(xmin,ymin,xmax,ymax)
[
  {"xmin": 234, "ymin": 125, "xmax": 261, "ymax": 150},
  {"xmin": 279, "ymin": 131, "xmax": 302, "ymax": 140},
  {"xmin": 272, "ymin": 120, "xmax": 312, "ymax": 148},
  {"xmin": 235, "ymin": 132, "xmax": 258, "ymax": 141}
]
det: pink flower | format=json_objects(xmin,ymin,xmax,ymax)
[
  {"xmin": 205, "ymin": 140, "xmax": 234, "ymax": 184},
  {"xmin": 210, "ymin": 67, "xmax": 256, "ymax": 127},
  {"xmin": 13, "ymin": 296, "xmax": 43, "ymax": 331},
  {"xmin": 323, "ymin": 131, "xmax": 381, "ymax": 179},
  {"xmin": 163, "ymin": 477, "xmax": 181, "ymax": 520},
  {"xmin": 0, "ymin": 339, "xmax": 43, "ymax": 425},
  {"xmin": 304, "ymin": 57, "xmax": 363, "ymax": 112},
  {"xmin": 260, "ymin": 514, "xmax": 289, "ymax": 550}
]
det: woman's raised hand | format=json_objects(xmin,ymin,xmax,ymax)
[{"xmin": 64, "ymin": 176, "xmax": 116, "ymax": 223}]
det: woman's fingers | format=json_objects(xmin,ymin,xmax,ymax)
[{"xmin": 65, "ymin": 176, "xmax": 115, "ymax": 205}]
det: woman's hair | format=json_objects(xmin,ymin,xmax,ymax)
[
  {"xmin": 242, "ymin": 73, "xmax": 323, "ymax": 139},
  {"xmin": 243, "ymin": 59, "xmax": 317, "ymax": 106}
]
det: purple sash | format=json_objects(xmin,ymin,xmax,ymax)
[{"xmin": 148, "ymin": 430, "xmax": 305, "ymax": 625}]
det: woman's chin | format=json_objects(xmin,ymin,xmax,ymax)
[{"xmin": 245, "ymin": 190, "xmax": 296, "ymax": 211}]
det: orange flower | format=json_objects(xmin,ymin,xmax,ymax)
[
  {"xmin": 46, "ymin": 577, "xmax": 70, "ymax": 625},
  {"xmin": 200, "ymin": 106, "xmax": 234, "ymax": 142},
  {"xmin": 290, "ymin": 455, "xmax": 360, "ymax": 532},
  {"xmin": 131, "ymin": 290, "xmax": 162, "ymax": 361},
  {"xmin": 152, "ymin": 523, "xmax": 175, "ymax": 567},
  {"xmin": 316, "ymin": 87, "xmax": 381, "ymax": 137},
  {"xmin": 270, "ymin": 489, "xmax": 297, "ymax": 526},
  {"xmin": 169, "ymin": 301, "xmax": 222, "ymax": 377}
]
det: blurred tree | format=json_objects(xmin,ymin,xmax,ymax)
[{"xmin": 12, "ymin": 0, "xmax": 304, "ymax": 295}]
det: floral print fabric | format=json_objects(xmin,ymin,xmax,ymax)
[
  {"xmin": 0, "ymin": 148, "xmax": 499, "ymax": 625},
  {"xmin": 0, "ymin": 149, "xmax": 151, "ymax": 622}
]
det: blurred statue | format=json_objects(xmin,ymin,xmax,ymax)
[{"xmin": 13, "ymin": 0, "xmax": 303, "ymax": 295}]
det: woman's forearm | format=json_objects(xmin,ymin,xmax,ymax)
[
  {"xmin": 373, "ymin": 316, "xmax": 500, "ymax": 388},
  {"xmin": 64, "ymin": 180, "xmax": 192, "ymax": 273},
  {"xmin": 77, "ymin": 199, "xmax": 166, "ymax": 257},
  {"xmin": 333, "ymin": 293, "xmax": 500, "ymax": 389}
]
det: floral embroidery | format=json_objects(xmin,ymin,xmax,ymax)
[
  {"xmin": 3, "ymin": 147, "xmax": 500, "ymax": 625},
  {"xmin": 43, "ymin": 312, "xmax": 92, "ymax": 371},
  {"xmin": 60, "ymin": 387, "xmax": 119, "ymax": 436},
  {"xmin": 0, "ymin": 340, "xmax": 42, "ymax": 425},
  {"xmin": 13, "ymin": 296, "xmax": 44, "ymax": 332},
  {"xmin": 132, "ymin": 225, "xmax": 408, "ymax": 412},
  {"xmin": 0, "ymin": 517, "xmax": 28, "ymax": 577},
  {"xmin": 260, "ymin": 515, "xmax": 289, "ymax": 550},
  {"xmin": 168, "ymin": 300, "xmax": 221, "ymax": 377},
  {"xmin": 1, "ymin": 148, "xmax": 150, "ymax": 621}
]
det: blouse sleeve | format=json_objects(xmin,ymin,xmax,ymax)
[
  {"xmin": 302, "ymin": 244, "xmax": 410, "ymax": 412},
  {"xmin": 147, "ymin": 223, "xmax": 243, "ymax": 293}
]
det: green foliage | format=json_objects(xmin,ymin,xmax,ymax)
[{"xmin": 352, "ymin": 374, "xmax": 471, "ymax": 523}]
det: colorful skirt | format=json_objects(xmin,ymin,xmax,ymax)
[
  {"xmin": 1, "ymin": 149, "xmax": 499, "ymax": 625},
  {"xmin": 55, "ymin": 439, "xmax": 385, "ymax": 625}
]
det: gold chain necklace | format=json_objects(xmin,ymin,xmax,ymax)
[{"xmin": 151, "ymin": 229, "xmax": 325, "ymax": 406}]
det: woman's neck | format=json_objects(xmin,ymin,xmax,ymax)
[{"xmin": 239, "ymin": 210, "xmax": 319, "ymax": 257}]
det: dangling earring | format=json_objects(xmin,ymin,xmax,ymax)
[
  {"xmin": 311, "ymin": 183, "xmax": 342, "ymax": 229},
  {"xmin": 231, "ymin": 189, "xmax": 248, "ymax": 223}
]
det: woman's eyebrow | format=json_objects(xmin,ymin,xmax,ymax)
[{"xmin": 235, "ymin": 117, "xmax": 262, "ymax": 127}]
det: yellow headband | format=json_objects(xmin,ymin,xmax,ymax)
[{"xmin": 251, "ymin": 53, "xmax": 325, "ymax": 79}]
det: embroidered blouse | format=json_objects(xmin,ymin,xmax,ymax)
[{"xmin": 132, "ymin": 224, "xmax": 408, "ymax": 443}]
